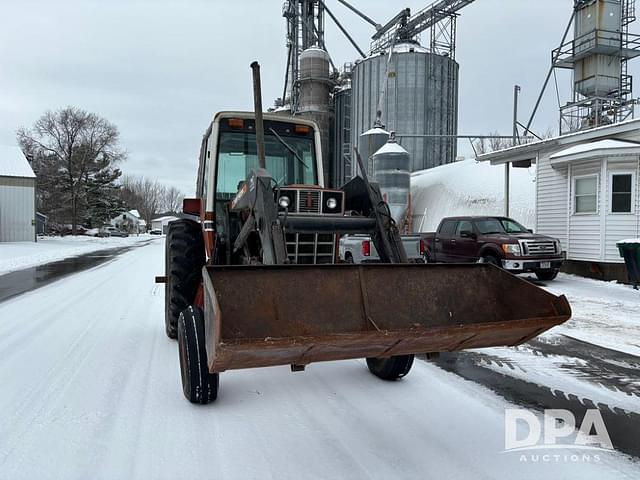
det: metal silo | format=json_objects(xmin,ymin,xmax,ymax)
[
  {"xmin": 372, "ymin": 133, "xmax": 410, "ymax": 224},
  {"xmin": 574, "ymin": 0, "xmax": 622, "ymax": 97},
  {"xmin": 297, "ymin": 46, "xmax": 334, "ymax": 186},
  {"xmin": 351, "ymin": 42, "xmax": 458, "ymax": 173},
  {"xmin": 333, "ymin": 84, "xmax": 352, "ymax": 187}
]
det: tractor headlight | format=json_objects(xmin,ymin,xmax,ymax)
[
  {"xmin": 326, "ymin": 197, "xmax": 338, "ymax": 209},
  {"xmin": 502, "ymin": 244, "xmax": 521, "ymax": 255},
  {"xmin": 279, "ymin": 196, "xmax": 290, "ymax": 209}
]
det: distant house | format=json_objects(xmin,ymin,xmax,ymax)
[
  {"xmin": 0, "ymin": 146, "xmax": 36, "ymax": 242},
  {"xmin": 478, "ymin": 119, "xmax": 640, "ymax": 282},
  {"xmin": 151, "ymin": 215, "xmax": 179, "ymax": 234},
  {"xmin": 110, "ymin": 209, "xmax": 146, "ymax": 233}
]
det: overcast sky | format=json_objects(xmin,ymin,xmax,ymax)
[{"xmin": 1, "ymin": 0, "xmax": 631, "ymax": 195}]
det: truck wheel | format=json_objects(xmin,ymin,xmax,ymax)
[
  {"xmin": 425, "ymin": 249, "xmax": 435, "ymax": 263},
  {"xmin": 535, "ymin": 269, "xmax": 559, "ymax": 281},
  {"xmin": 366, "ymin": 355, "xmax": 414, "ymax": 380},
  {"xmin": 165, "ymin": 219, "xmax": 205, "ymax": 339},
  {"xmin": 178, "ymin": 306, "xmax": 219, "ymax": 404},
  {"xmin": 345, "ymin": 253, "xmax": 354, "ymax": 263},
  {"xmin": 481, "ymin": 254, "xmax": 501, "ymax": 268}
]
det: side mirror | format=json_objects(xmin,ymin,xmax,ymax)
[
  {"xmin": 527, "ymin": 229, "xmax": 534, "ymax": 233},
  {"xmin": 460, "ymin": 230, "xmax": 476, "ymax": 239}
]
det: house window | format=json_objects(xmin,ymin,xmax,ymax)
[
  {"xmin": 574, "ymin": 176, "xmax": 598, "ymax": 214},
  {"xmin": 611, "ymin": 173, "xmax": 634, "ymax": 213}
]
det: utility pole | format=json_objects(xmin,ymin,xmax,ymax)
[{"xmin": 506, "ymin": 85, "xmax": 520, "ymax": 217}]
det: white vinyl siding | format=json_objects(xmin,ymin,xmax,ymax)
[
  {"xmin": 568, "ymin": 161, "xmax": 602, "ymax": 261},
  {"xmin": 536, "ymin": 154, "xmax": 568, "ymax": 249},
  {"xmin": 0, "ymin": 178, "xmax": 36, "ymax": 242},
  {"xmin": 605, "ymin": 159, "xmax": 640, "ymax": 262}
]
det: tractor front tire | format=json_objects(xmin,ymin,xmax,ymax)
[
  {"xmin": 178, "ymin": 306, "xmax": 219, "ymax": 404},
  {"xmin": 165, "ymin": 219, "xmax": 205, "ymax": 339},
  {"xmin": 366, "ymin": 355, "xmax": 415, "ymax": 380}
]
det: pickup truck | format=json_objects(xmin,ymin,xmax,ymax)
[
  {"xmin": 422, "ymin": 216, "xmax": 565, "ymax": 281},
  {"xmin": 339, "ymin": 234, "xmax": 426, "ymax": 264}
]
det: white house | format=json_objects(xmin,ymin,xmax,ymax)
[
  {"xmin": 110, "ymin": 209, "xmax": 146, "ymax": 233},
  {"xmin": 0, "ymin": 146, "xmax": 36, "ymax": 242},
  {"xmin": 151, "ymin": 215, "xmax": 179, "ymax": 234},
  {"xmin": 478, "ymin": 119, "xmax": 640, "ymax": 281}
]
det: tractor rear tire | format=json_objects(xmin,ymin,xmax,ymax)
[
  {"xmin": 165, "ymin": 219, "xmax": 205, "ymax": 339},
  {"xmin": 366, "ymin": 355, "xmax": 415, "ymax": 381},
  {"xmin": 178, "ymin": 306, "xmax": 219, "ymax": 404}
]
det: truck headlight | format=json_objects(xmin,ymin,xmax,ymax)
[
  {"xmin": 326, "ymin": 197, "xmax": 338, "ymax": 209},
  {"xmin": 502, "ymin": 244, "xmax": 521, "ymax": 255},
  {"xmin": 279, "ymin": 196, "xmax": 290, "ymax": 209},
  {"xmin": 555, "ymin": 240, "xmax": 562, "ymax": 253}
]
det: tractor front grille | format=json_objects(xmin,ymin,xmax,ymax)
[
  {"xmin": 297, "ymin": 190, "xmax": 321, "ymax": 214},
  {"xmin": 276, "ymin": 188, "xmax": 344, "ymax": 215},
  {"xmin": 286, "ymin": 233, "xmax": 336, "ymax": 264}
]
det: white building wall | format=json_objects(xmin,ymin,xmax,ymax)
[
  {"xmin": 0, "ymin": 180, "xmax": 36, "ymax": 242},
  {"xmin": 568, "ymin": 160, "xmax": 602, "ymax": 261},
  {"xmin": 536, "ymin": 154, "xmax": 640, "ymax": 264},
  {"xmin": 151, "ymin": 217, "xmax": 179, "ymax": 234},
  {"xmin": 604, "ymin": 158, "xmax": 640, "ymax": 263},
  {"xmin": 535, "ymin": 154, "xmax": 568, "ymax": 249}
]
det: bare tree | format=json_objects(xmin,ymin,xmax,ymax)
[
  {"xmin": 472, "ymin": 128, "xmax": 555, "ymax": 156},
  {"xmin": 472, "ymin": 131, "xmax": 514, "ymax": 156},
  {"xmin": 162, "ymin": 186, "xmax": 183, "ymax": 214},
  {"xmin": 119, "ymin": 175, "xmax": 183, "ymax": 225},
  {"xmin": 18, "ymin": 107, "xmax": 125, "ymax": 234}
]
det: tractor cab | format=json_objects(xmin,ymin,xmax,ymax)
[{"xmin": 198, "ymin": 112, "xmax": 343, "ymax": 265}]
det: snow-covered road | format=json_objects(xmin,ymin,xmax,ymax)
[{"xmin": 0, "ymin": 241, "xmax": 638, "ymax": 479}]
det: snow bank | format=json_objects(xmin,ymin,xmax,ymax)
[
  {"xmin": 0, "ymin": 235, "xmax": 156, "ymax": 275},
  {"xmin": 411, "ymin": 159, "xmax": 536, "ymax": 232},
  {"xmin": 543, "ymin": 273, "xmax": 640, "ymax": 357}
]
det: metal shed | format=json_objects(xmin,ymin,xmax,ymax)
[{"xmin": 0, "ymin": 146, "xmax": 36, "ymax": 242}]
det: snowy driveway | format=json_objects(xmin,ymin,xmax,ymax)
[{"xmin": 0, "ymin": 241, "xmax": 638, "ymax": 479}]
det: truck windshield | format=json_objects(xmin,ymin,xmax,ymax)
[
  {"xmin": 474, "ymin": 218, "xmax": 529, "ymax": 234},
  {"xmin": 216, "ymin": 131, "xmax": 317, "ymax": 196}
]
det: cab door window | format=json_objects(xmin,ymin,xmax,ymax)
[{"xmin": 455, "ymin": 220, "xmax": 473, "ymax": 237}]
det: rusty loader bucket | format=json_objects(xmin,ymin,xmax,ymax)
[{"xmin": 202, "ymin": 263, "xmax": 571, "ymax": 373}]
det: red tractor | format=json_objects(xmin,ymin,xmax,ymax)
[{"xmin": 159, "ymin": 65, "xmax": 571, "ymax": 404}]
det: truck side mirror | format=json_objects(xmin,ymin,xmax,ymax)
[
  {"xmin": 460, "ymin": 230, "xmax": 476, "ymax": 239},
  {"xmin": 527, "ymin": 229, "xmax": 534, "ymax": 233}
]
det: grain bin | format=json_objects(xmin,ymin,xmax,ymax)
[{"xmin": 351, "ymin": 42, "xmax": 458, "ymax": 172}]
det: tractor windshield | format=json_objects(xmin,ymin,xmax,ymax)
[{"xmin": 216, "ymin": 121, "xmax": 318, "ymax": 198}]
